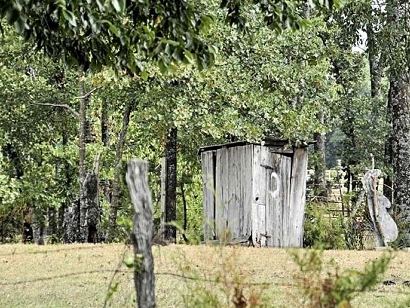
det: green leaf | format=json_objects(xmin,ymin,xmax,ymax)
[
  {"xmin": 62, "ymin": 9, "xmax": 77, "ymax": 27},
  {"xmin": 123, "ymin": 256, "xmax": 134, "ymax": 268},
  {"xmin": 111, "ymin": 0, "xmax": 125, "ymax": 13},
  {"xmin": 183, "ymin": 50, "xmax": 194, "ymax": 64}
]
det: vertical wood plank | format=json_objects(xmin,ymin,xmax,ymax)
[
  {"xmin": 227, "ymin": 147, "xmax": 236, "ymax": 239},
  {"xmin": 215, "ymin": 148, "xmax": 223, "ymax": 239},
  {"xmin": 223, "ymin": 147, "xmax": 230, "ymax": 239},
  {"xmin": 289, "ymin": 147, "xmax": 308, "ymax": 247},
  {"xmin": 241, "ymin": 145, "xmax": 252, "ymax": 239},
  {"xmin": 252, "ymin": 145, "xmax": 261, "ymax": 245},
  {"xmin": 238, "ymin": 146, "xmax": 243, "ymax": 238},
  {"xmin": 280, "ymin": 156, "xmax": 292, "ymax": 247},
  {"xmin": 264, "ymin": 151, "xmax": 281, "ymax": 247},
  {"xmin": 230, "ymin": 147, "xmax": 239, "ymax": 239},
  {"xmin": 201, "ymin": 151, "xmax": 215, "ymax": 240}
]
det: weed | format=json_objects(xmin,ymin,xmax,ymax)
[
  {"xmin": 291, "ymin": 249, "xmax": 392, "ymax": 308},
  {"xmin": 179, "ymin": 247, "xmax": 267, "ymax": 308}
]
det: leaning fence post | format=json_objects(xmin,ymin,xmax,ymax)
[{"xmin": 126, "ymin": 159, "xmax": 156, "ymax": 308}]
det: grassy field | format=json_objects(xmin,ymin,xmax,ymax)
[{"xmin": 0, "ymin": 244, "xmax": 409, "ymax": 307}]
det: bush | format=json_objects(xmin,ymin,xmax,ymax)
[
  {"xmin": 179, "ymin": 247, "xmax": 267, "ymax": 308},
  {"xmin": 291, "ymin": 249, "xmax": 392, "ymax": 308},
  {"xmin": 304, "ymin": 203, "xmax": 346, "ymax": 249}
]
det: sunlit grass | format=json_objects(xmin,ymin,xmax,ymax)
[{"xmin": 0, "ymin": 244, "xmax": 409, "ymax": 307}]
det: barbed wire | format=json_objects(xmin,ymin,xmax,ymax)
[
  {"xmin": 0, "ymin": 244, "xmax": 111, "ymax": 257},
  {"xmin": 0, "ymin": 269, "xmax": 132, "ymax": 286},
  {"xmin": 1, "ymin": 269, "xmax": 410, "ymax": 296}
]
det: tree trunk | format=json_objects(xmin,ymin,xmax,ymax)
[
  {"xmin": 390, "ymin": 74, "xmax": 410, "ymax": 246},
  {"xmin": 180, "ymin": 181, "xmax": 189, "ymax": 243},
  {"xmin": 162, "ymin": 127, "xmax": 177, "ymax": 242},
  {"xmin": 367, "ymin": 23, "xmax": 382, "ymax": 99},
  {"xmin": 32, "ymin": 207, "xmax": 46, "ymax": 245},
  {"xmin": 101, "ymin": 99, "xmax": 110, "ymax": 146},
  {"xmin": 126, "ymin": 159, "xmax": 156, "ymax": 308},
  {"xmin": 79, "ymin": 78, "xmax": 87, "ymax": 186},
  {"xmin": 78, "ymin": 77, "xmax": 89, "ymax": 242},
  {"xmin": 384, "ymin": 82, "xmax": 394, "ymax": 204},
  {"xmin": 81, "ymin": 171, "xmax": 100, "ymax": 243},
  {"xmin": 107, "ymin": 101, "xmax": 134, "ymax": 241},
  {"xmin": 58, "ymin": 131, "xmax": 71, "ymax": 240},
  {"xmin": 47, "ymin": 206, "xmax": 57, "ymax": 242},
  {"xmin": 63, "ymin": 198, "xmax": 80, "ymax": 243},
  {"xmin": 313, "ymin": 112, "xmax": 326, "ymax": 196}
]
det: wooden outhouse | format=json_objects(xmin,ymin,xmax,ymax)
[{"xmin": 199, "ymin": 139, "xmax": 308, "ymax": 248}]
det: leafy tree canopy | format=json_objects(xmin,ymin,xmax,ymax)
[{"xmin": 0, "ymin": 0, "xmax": 337, "ymax": 73}]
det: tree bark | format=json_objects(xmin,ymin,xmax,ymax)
[
  {"xmin": 390, "ymin": 74, "xmax": 410, "ymax": 245},
  {"xmin": 162, "ymin": 127, "xmax": 177, "ymax": 242},
  {"xmin": 313, "ymin": 111, "xmax": 326, "ymax": 196},
  {"xmin": 386, "ymin": 0, "xmax": 410, "ymax": 246},
  {"xmin": 81, "ymin": 171, "xmax": 100, "ymax": 243},
  {"xmin": 367, "ymin": 23, "xmax": 382, "ymax": 99},
  {"xmin": 79, "ymin": 78, "xmax": 88, "ymax": 186},
  {"xmin": 78, "ymin": 77, "xmax": 89, "ymax": 242},
  {"xmin": 180, "ymin": 181, "xmax": 189, "ymax": 243},
  {"xmin": 47, "ymin": 206, "xmax": 57, "ymax": 242},
  {"xmin": 57, "ymin": 130, "xmax": 71, "ymax": 240},
  {"xmin": 107, "ymin": 101, "xmax": 134, "ymax": 241},
  {"xmin": 384, "ymin": 82, "xmax": 394, "ymax": 204},
  {"xmin": 126, "ymin": 159, "xmax": 156, "ymax": 308},
  {"xmin": 101, "ymin": 99, "xmax": 110, "ymax": 146}
]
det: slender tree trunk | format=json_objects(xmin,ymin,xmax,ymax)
[
  {"xmin": 101, "ymin": 99, "xmax": 110, "ymax": 146},
  {"xmin": 78, "ymin": 77, "xmax": 88, "ymax": 242},
  {"xmin": 367, "ymin": 23, "xmax": 382, "ymax": 99},
  {"xmin": 162, "ymin": 127, "xmax": 177, "ymax": 242},
  {"xmin": 47, "ymin": 206, "xmax": 57, "ymax": 242},
  {"xmin": 313, "ymin": 112, "xmax": 326, "ymax": 196},
  {"xmin": 390, "ymin": 74, "xmax": 410, "ymax": 245},
  {"xmin": 79, "ymin": 79, "xmax": 87, "ymax": 186},
  {"xmin": 180, "ymin": 181, "xmax": 189, "ymax": 243},
  {"xmin": 58, "ymin": 131, "xmax": 71, "ymax": 239},
  {"xmin": 107, "ymin": 101, "xmax": 134, "ymax": 241}
]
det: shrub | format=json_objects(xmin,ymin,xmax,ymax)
[
  {"xmin": 179, "ymin": 247, "xmax": 267, "ymax": 308},
  {"xmin": 291, "ymin": 249, "xmax": 392, "ymax": 308},
  {"xmin": 304, "ymin": 203, "xmax": 346, "ymax": 249}
]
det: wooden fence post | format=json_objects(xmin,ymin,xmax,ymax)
[{"xmin": 126, "ymin": 159, "xmax": 156, "ymax": 308}]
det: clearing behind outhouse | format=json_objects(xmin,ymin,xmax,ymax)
[{"xmin": 200, "ymin": 139, "xmax": 308, "ymax": 248}]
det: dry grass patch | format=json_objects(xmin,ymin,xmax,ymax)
[{"xmin": 0, "ymin": 244, "xmax": 409, "ymax": 307}]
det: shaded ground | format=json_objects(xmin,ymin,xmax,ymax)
[{"xmin": 0, "ymin": 244, "xmax": 409, "ymax": 307}]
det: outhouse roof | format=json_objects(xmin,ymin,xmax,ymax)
[{"xmin": 198, "ymin": 137, "xmax": 313, "ymax": 153}]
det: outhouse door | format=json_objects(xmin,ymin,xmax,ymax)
[{"xmin": 252, "ymin": 146, "xmax": 292, "ymax": 247}]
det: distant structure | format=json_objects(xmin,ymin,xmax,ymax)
[{"xmin": 200, "ymin": 139, "xmax": 309, "ymax": 248}]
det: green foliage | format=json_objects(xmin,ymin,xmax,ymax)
[
  {"xmin": 0, "ymin": 0, "xmax": 391, "ymax": 246},
  {"xmin": 292, "ymin": 249, "xmax": 392, "ymax": 308},
  {"xmin": 304, "ymin": 203, "xmax": 347, "ymax": 249}
]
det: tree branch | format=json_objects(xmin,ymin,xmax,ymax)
[
  {"xmin": 30, "ymin": 102, "xmax": 79, "ymax": 118},
  {"xmin": 74, "ymin": 86, "xmax": 101, "ymax": 100}
]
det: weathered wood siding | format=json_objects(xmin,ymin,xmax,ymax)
[
  {"xmin": 242, "ymin": 145, "xmax": 253, "ymax": 239},
  {"xmin": 201, "ymin": 143, "xmax": 308, "ymax": 247},
  {"xmin": 288, "ymin": 147, "xmax": 308, "ymax": 247},
  {"xmin": 201, "ymin": 151, "xmax": 215, "ymax": 240}
]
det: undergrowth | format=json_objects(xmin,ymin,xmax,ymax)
[
  {"xmin": 178, "ymin": 247, "xmax": 268, "ymax": 308},
  {"xmin": 291, "ymin": 249, "xmax": 393, "ymax": 308}
]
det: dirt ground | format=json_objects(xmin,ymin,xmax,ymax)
[{"xmin": 0, "ymin": 244, "xmax": 409, "ymax": 307}]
